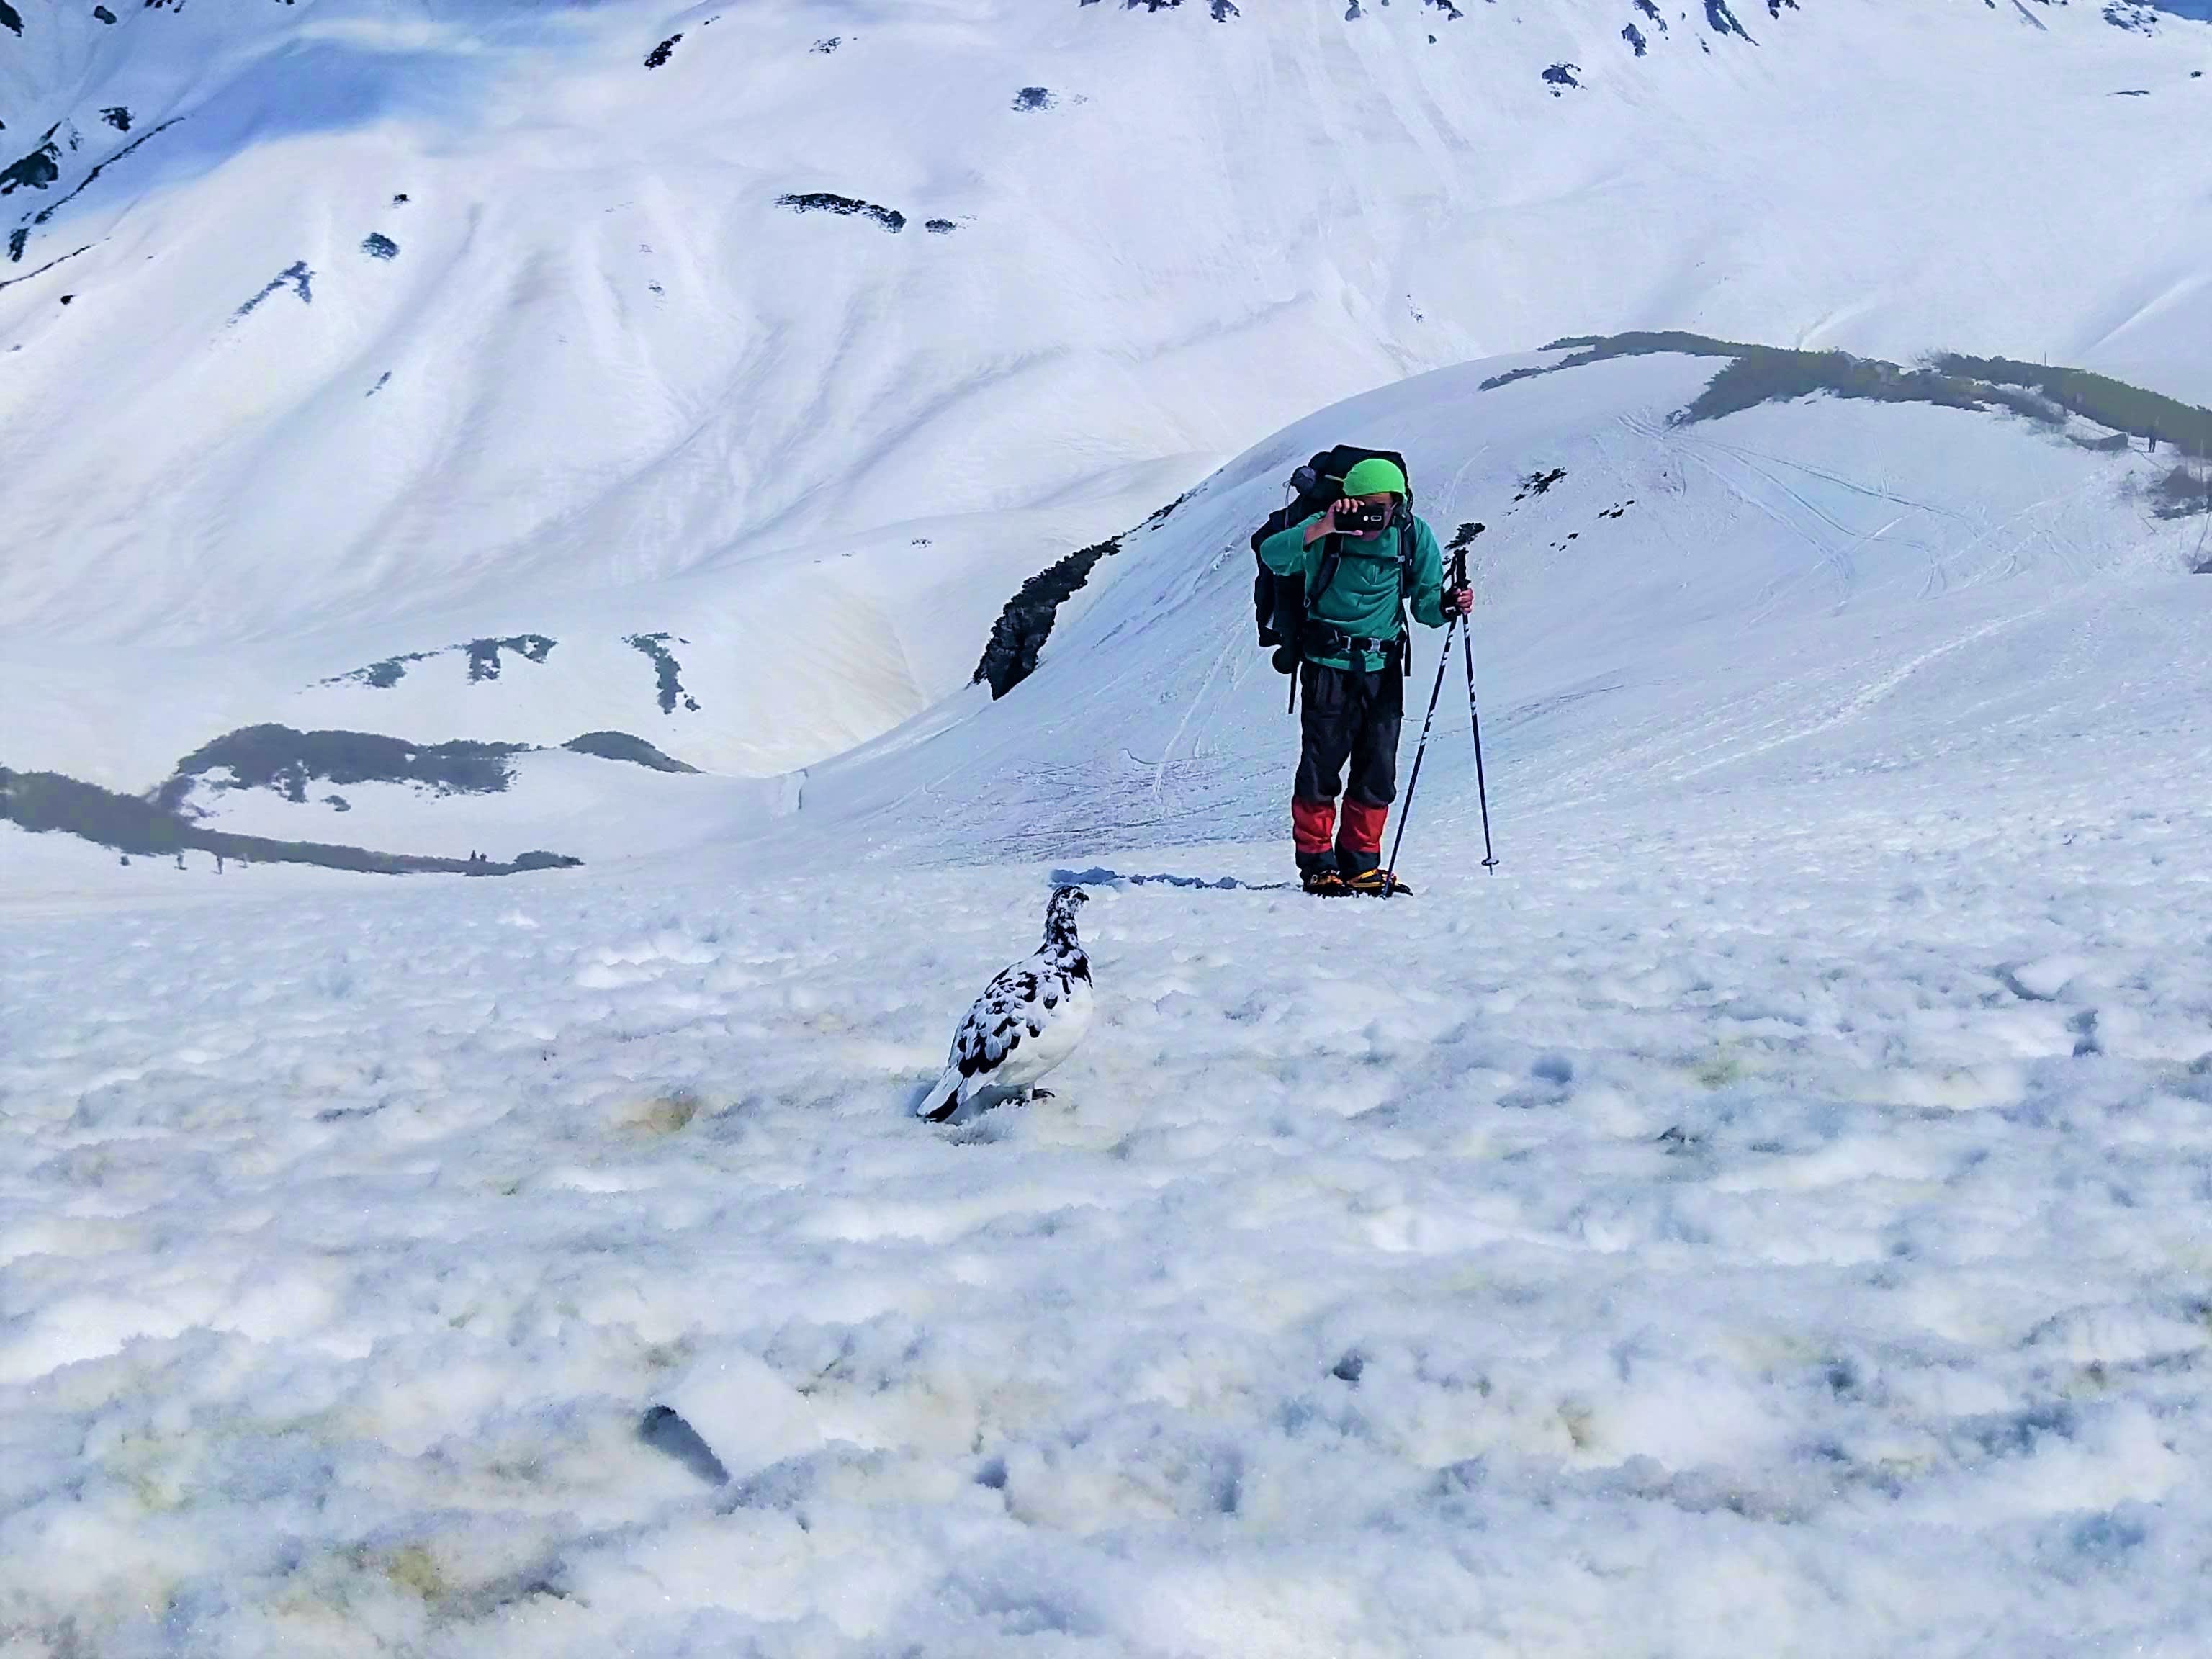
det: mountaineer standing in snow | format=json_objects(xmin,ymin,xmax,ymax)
[{"xmin": 1256, "ymin": 456, "xmax": 1471, "ymax": 895}]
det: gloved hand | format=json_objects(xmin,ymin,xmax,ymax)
[{"xmin": 1445, "ymin": 585, "xmax": 1474, "ymax": 616}]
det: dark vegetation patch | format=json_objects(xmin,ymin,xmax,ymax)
[
  {"xmin": 361, "ymin": 232, "xmax": 399, "ymax": 259},
  {"xmin": 233, "ymin": 260, "xmax": 313, "ymax": 320},
  {"xmin": 2151, "ymin": 467, "xmax": 2212, "ymax": 537},
  {"xmin": 626, "ymin": 634, "xmax": 701, "ymax": 713},
  {"xmin": 1543, "ymin": 63, "xmax": 1581, "ymax": 94},
  {"xmin": 465, "ymin": 634, "xmax": 556, "ymax": 683},
  {"xmin": 0, "ymin": 768, "xmax": 579, "ymax": 877},
  {"xmin": 776, "ymin": 192, "xmax": 906, "ymax": 233},
  {"xmin": 1484, "ymin": 332, "xmax": 2212, "ymax": 546},
  {"xmin": 644, "ymin": 34, "xmax": 681, "ymax": 68},
  {"xmin": 1929, "ymin": 353, "xmax": 2212, "ymax": 459},
  {"xmin": 972, "ymin": 489, "xmax": 1191, "ymax": 698},
  {"xmin": 165, "ymin": 725, "xmax": 529, "ymax": 806},
  {"xmin": 1013, "ymin": 87, "xmax": 1056, "ymax": 112},
  {"xmin": 562, "ymin": 731, "xmax": 698, "ymax": 772}
]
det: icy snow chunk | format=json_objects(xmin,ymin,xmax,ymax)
[
  {"xmin": 652, "ymin": 1351, "xmax": 822, "ymax": 1484},
  {"xmin": 2005, "ymin": 955, "xmax": 2091, "ymax": 1001}
]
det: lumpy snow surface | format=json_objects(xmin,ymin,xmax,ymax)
[{"xmin": 6, "ymin": 757, "xmax": 2212, "ymax": 1653}]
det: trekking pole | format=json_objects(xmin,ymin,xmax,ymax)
[
  {"xmin": 1455, "ymin": 546, "xmax": 1500, "ymax": 873},
  {"xmin": 1382, "ymin": 617, "xmax": 1457, "ymax": 898}
]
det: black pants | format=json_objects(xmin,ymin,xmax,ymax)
[{"xmin": 1294, "ymin": 660, "xmax": 1403, "ymax": 873}]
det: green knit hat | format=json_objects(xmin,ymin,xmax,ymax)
[{"xmin": 1341, "ymin": 457, "xmax": 1408, "ymax": 498}]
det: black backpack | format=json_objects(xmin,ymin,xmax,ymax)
[{"xmin": 1249, "ymin": 445, "xmax": 1415, "ymax": 673}]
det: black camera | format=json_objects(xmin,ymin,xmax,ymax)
[{"xmin": 1336, "ymin": 499, "xmax": 1394, "ymax": 534}]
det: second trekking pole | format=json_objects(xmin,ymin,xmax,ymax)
[
  {"xmin": 1462, "ymin": 585, "xmax": 1500, "ymax": 873},
  {"xmin": 1382, "ymin": 613, "xmax": 1457, "ymax": 899}
]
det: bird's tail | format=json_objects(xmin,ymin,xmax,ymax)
[{"xmin": 915, "ymin": 1068, "xmax": 963, "ymax": 1122}]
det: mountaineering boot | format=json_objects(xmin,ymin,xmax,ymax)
[
  {"xmin": 1345, "ymin": 867, "xmax": 1412, "ymax": 897},
  {"xmin": 1302, "ymin": 866, "xmax": 1351, "ymax": 896}
]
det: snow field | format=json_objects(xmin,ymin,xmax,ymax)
[{"xmin": 6, "ymin": 750, "xmax": 2211, "ymax": 1653}]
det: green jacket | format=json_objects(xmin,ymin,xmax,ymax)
[{"xmin": 1256, "ymin": 511, "xmax": 1452, "ymax": 672}]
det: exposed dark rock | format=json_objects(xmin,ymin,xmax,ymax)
[
  {"xmin": 1212, "ymin": 0, "xmax": 1238, "ymax": 16},
  {"xmin": 639, "ymin": 1407, "xmax": 729, "ymax": 1485},
  {"xmin": 625, "ymin": 633, "xmax": 702, "ymax": 713},
  {"xmin": 233, "ymin": 260, "xmax": 313, "ymax": 320},
  {"xmin": 1, "ymin": 140, "xmax": 61, "ymax": 196},
  {"xmin": 392, "ymin": 192, "xmax": 410, "ymax": 204},
  {"xmin": 812, "ymin": 35, "xmax": 841, "ymax": 53},
  {"xmin": 361, "ymin": 232, "xmax": 399, "ymax": 259},
  {"xmin": 1013, "ymin": 86, "xmax": 1056, "ymax": 112},
  {"xmin": 26, "ymin": 115, "xmax": 184, "ymax": 229},
  {"xmin": 645, "ymin": 33, "xmax": 681, "ymax": 68},
  {"xmin": 1624, "ymin": 23, "xmax": 1648, "ymax": 54},
  {"xmin": 1706, "ymin": 0, "xmax": 1754, "ymax": 39},
  {"xmin": 1543, "ymin": 63, "xmax": 1581, "ymax": 94},
  {"xmin": 925, "ymin": 218, "xmax": 958, "ymax": 234},
  {"xmin": 974, "ymin": 536, "xmax": 1120, "ymax": 698},
  {"xmin": 562, "ymin": 732, "xmax": 700, "ymax": 773},
  {"xmin": 367, "ymin": 370, "xmax": 392, "ymax": 397},
  {"xmin": 102, "ymin": 107, "xmax": 132, "ymax": 133},
  {"xmin": 775, "ymin": 192, "xmax": 906, "ymax": 233},
  {"xmin": 332, "ymin": 649, "xmax": 436, "ymax": 688},
  {"xmin": 0, "ymin": 2, "xmax": 19, "ymax": 35},
  {"xmin": 464, "ymin": 634, "xmax": 556, "ymax": 682},
  {"xmin": 94, "ymin": 4, "xmax": 117, "ymax": 22},
  {"xmin": 6, "ymin": 230, "xmax": 24, "ymax": 263}
]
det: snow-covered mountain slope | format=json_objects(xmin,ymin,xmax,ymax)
[
  {"xmin": 5, "ymin": 0, "xmax": 2211, "ymax": 791},
  {"xmin": 4, "ymin": 384, "xmax": 2212, "ymax": 1649},
  {"xmin": 6, "ymin": 332, "xmax": 2207, "ymax": 889},
  {"xmin": 799, "ymin": 339, "xmax": 2212, "ymax": 882}
]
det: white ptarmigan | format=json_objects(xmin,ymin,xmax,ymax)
[{"xmin": 915, "ymin": 886, "xmax": 1093, "ymax": 1122}]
